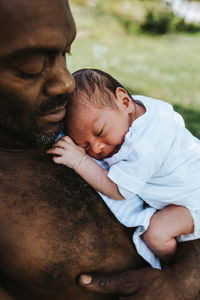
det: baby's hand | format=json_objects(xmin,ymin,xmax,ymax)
[{"xmin": 47, "ymin": 136, "xmax": 86, "ymax": 170}]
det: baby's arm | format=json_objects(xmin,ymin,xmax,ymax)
[{"xmin": 47, "ymin": 136, "xmax": 124, "ymax": 200}]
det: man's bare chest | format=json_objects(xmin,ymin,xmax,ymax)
[
  {"xmin": 0, "ymin": 151, "xmax": 139, "ymax": 299},
  {"xmin": 0, "ymin": 152, "xmax": 101, "ymax": 297}
]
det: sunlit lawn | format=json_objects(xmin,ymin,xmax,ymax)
[{"xmin": 68, "ymin": 1, "xmax": 200, "ymax": 137}]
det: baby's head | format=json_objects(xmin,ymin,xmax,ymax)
[
  {"xmin": 64, "ymin": 69, "xmax": 135, "ymax": 159},
  {"xmin": 65, "ymin": 68, "xmax": 133, "ymax": 109}
]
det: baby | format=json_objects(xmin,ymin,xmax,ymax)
[{"xmin": 47, "ymin": 68, "xmax": 200, "ymax": 268}]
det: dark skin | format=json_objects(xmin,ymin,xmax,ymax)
[
  {"xmin": 0, "ymin": 148, "xmax": 145, "ymax": 299},
  {"xmin": 0, "ymin": 0, "xmax": 200, "ymax": 299},
  {"xmin": 79, "ymin": 240, "xmax": 200, "ymax": 299}
]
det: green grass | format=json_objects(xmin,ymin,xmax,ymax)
[{"xmin": 68, "ymin": 0, "xmax": 200, "ymax": 137}]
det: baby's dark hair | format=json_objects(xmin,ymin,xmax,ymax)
[{"xmin": 66, "ymin": 68, "xmax": 133, "ymax": 110}]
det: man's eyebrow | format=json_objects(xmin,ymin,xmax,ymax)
[
  {"xmin": 7, "ymin": 29, "xmax": 77, "ymax": 58},
  {"xmin": 7, "ymin": 44, "xmax": 73, "ymax": 60},
  {"xmin": 1, "ymin": 31, "xmax": 76, "ymax": 60},
  {"xmin": 2, "ymin": 47, "xmax": 58, "ymax": 61}
]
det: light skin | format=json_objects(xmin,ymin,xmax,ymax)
[
  {"xmin": 48, "ymin": 87, "xmax": 194, "ymax": 262},
  {"xmin": 48, "ymin": 87, "xmax": 142, "ymax": 199}
]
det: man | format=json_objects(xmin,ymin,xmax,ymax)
[{"xmin": 0, "ymin": 0, "xmax": 199, "ymax": 299}]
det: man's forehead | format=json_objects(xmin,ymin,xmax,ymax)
[
  {"xmin": 0, "ymin": 0, "xmax": 70, "ymax": 20},
  {"xmin": 0, "ymin": 0, "xmax": 76, "ymax": 56}
]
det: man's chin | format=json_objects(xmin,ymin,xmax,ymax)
[
  {"xmin": 29, "ymin": 124, "xmax": 62, "ymax": 145},
  {"xmin": 32, "ymin": 131, "xmax": 58, "ymax": 145}
]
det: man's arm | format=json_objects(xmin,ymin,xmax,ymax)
[
  {"xmin": 78, "ymin": 239, "xmax": 200, "ymax": 299},
  {"xmin": 47, "ymin": 136, "xmax": 124, "ymax": 200}
]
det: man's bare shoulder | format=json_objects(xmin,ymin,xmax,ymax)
[{"xmin": 0, "ymin": 149, "xmax": 89, "ymax": 199}]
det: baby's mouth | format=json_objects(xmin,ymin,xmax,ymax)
[{"xmin": 106, "ymin": 145, "xmax": 121, "ymax": 158}]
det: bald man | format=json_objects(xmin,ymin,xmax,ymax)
[{"xmin": 0, "ymin": 0, "xmax": 199, "ymax": 299}]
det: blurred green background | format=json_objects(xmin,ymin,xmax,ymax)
[{"xmin": 68, "ymin": 0, "xmax": 200, "ymax": 137}]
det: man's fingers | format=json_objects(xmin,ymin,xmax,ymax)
[
  {"xmin": 78, "ymin": 270, "xmax": 140, "ymax": 296},
  {"xmin": 79, "ymin": 268, "xmax": 163, "ymax": 297}
]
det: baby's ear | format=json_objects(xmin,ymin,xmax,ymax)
[{"xmin": 115, "ymin": 87, "xmax": 133, "ymax": 112}]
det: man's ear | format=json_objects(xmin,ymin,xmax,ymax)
[{"xmin": 115, "ymin": 87, "xmax": 133, "ymax": 112}]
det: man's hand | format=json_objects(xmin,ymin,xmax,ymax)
[
  {"xmin": 47, "ymin": 136, "xmax": 86, "ymax": 170},
  {"xmin": 78, "ymin": 240, "xmax": 200, "ymax": 300},
  {"xmin": 78, "ymin": 267, "xmax": 185, "ymax": 300}
]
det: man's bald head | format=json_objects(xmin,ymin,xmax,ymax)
[{"xmin": 0, "ymin": 0, "xmax": 74, "ymax": 56}]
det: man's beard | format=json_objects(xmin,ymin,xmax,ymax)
[
  {"xmin": 29, "ymin": 120, "xmax": 64, "ymax": 145},
  {"xmin": 0, "ymin": 93, "xmax": 68, "ymax": 146},
  {"xmin": 26, "ymin": 94, "xmax": 68, "ymax": 145}
]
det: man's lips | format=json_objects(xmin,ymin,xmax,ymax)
[{"xmin": 40, "ymin": 105, "xmax": 66, "ymax": 123}]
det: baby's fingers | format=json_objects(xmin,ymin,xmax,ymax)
[
  {"xmin": 53, "ymin": 139, "xmax": 70, "ymax": 150},
  {"xmin": 52, "ymin": 155, "xmax": 66, "ymax": 164},
  {"xmin": 46, "ymin": 146, "xmax": 64, "ymax": 156},
  {"xmin": 61, "ymin": 136, "xmax": 74, "ymax": 144},
  {"xmin": 51, "ymin": 136, "xmax": 75, "ymax": 151}
]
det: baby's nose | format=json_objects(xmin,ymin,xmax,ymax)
[{"xmin": 92, "ymin": 142, "xmax": 105, "ymax": 154}]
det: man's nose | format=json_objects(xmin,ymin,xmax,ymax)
[{"xmin": 44, "ymin": 56, "xmax": 75, "ymax": 97}]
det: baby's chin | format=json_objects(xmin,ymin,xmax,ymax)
[
  {"xmin": 88, "ymin": 144, "xmax": 122, "ymax": 160},
  {"xmin": 105, "ymin": 144, "xmax": 122, "ymax": 159}
]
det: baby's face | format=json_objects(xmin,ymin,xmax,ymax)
[{"xmin": 65, "ymin": 89, "xmax": 135, "ymax": 159}]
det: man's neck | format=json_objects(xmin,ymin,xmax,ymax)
[
  {"xmin": 0, "ymin": 135, "xmax": 29, "ymax": 151},
  {"xmin": 0, "ymin": 128, "xmax": 50, "ymax": 153},
  {"xmin": 0, "ymin": 142, "xmax": 50, "ymax": 157}
]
